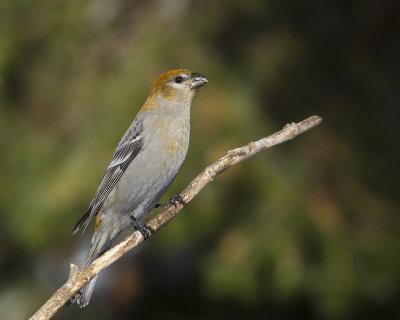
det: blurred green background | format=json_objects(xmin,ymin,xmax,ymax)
[{"xmin": 1, "ymin": 0, "xmax": 399, "ymax": 319}]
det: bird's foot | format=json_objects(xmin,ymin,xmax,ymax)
[
  {"xmin": 155, "ymin": 195, "xmax": 186, "ymax": 209},
  {"xmin": 130, "ymin": 216, "xmax": 154, "ymax": 240},
  {"xmin": 65, "ymin": 291, "xmax": 82, "ymax": 307}
]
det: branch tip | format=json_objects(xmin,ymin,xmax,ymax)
[{"xmin": 310, "ymin": 115, "xmax": 323, "ymax": 124}]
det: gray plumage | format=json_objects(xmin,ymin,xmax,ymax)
[{"xmin": 69, "ymin": 69, "xmax": 207, "ymax": 308}]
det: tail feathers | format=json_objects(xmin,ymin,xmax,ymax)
[
  {"xmin": 69, "ymin": 231, "xmax": 113, "ymax": 308},
  {"xmin": 77, "ymin": 276, "xmax": 99, "ymax": 308},
  {"xmin": 83, "ymin": 230, "xmax": 112, "ymax": 268}
]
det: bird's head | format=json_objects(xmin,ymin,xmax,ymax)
[{"xmin": 150, "ymin": 69, "xmax": 208, "ymax": 103}]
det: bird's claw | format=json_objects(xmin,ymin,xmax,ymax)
[
  {"xmin": 130, "ymin": 215, "xmax": 154, "ymax": 240},
  {"xmin": 65, "ymin": 291, "xmax": 82, "ymax": 307},
  {"xmin": 155, "ymin": 195, "xmax": 186, "ymax": 209}
]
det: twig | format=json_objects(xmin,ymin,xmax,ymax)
[{"xmin": 29, "ymin": 115, "xmax": 322, "ymax": 320}]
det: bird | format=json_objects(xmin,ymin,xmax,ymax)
[{"xmin": 69, "ymin": 69, "xmax": 208, "ymax": 307}]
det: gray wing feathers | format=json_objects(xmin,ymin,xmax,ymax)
[{"xmin": 73, "ymin": 120, "xmax": 144, "ymax": 235}]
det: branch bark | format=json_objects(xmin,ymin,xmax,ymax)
[{"xmin": 30, "ymin": 115, "xmax": 322, "ymax": 320}]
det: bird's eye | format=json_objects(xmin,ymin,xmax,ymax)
[{"xmin": 175, "ymin": 76, "xmax": 183, "ymax": 83}]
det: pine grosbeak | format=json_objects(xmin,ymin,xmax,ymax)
[{"xmin": 69, "ymin": 69, "xmax": 207, "ymax": 307}]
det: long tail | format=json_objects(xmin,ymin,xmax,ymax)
[{"xmin": 69, "ymin": 231, "xmax": 113, "ymax": 308}]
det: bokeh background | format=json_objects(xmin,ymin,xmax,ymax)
[{"xmin": 1, "ymin": 0, "xmax": 399, "ymax": 319}]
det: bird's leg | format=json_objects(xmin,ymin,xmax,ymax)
[
  {"xmin": 155, "ymin": 195, "xmax": 186, "ymax": 209},
  {"xmin": 130, "ymin": 215, "xmax": 154, "ymax": 240}
]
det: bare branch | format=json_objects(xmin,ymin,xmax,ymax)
[{"xmin": 29, "ymin": 115, "xmax": 322, "ymax": 320}]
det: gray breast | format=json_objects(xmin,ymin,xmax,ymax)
[{"xmin": 102, "ymin": 113, "xmax": 190, "ymax": 222}]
